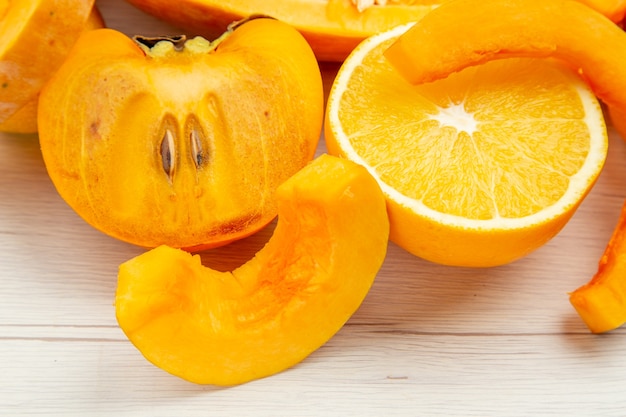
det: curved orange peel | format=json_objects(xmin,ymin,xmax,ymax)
[{"xmin": 384, "ymin": 0, "xmax": 626, "ymax": 140}]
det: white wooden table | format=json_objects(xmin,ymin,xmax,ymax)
[{"xmin": 2, "ymin": 1, "xmax": 626, "ymax": 415}]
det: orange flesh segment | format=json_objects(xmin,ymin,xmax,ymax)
[{"xmin": 384, "ymin": 0, "xmax": 626, "ymax": 139}]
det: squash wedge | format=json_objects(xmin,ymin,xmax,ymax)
[
  {"xmin": 384, "ymin": 0, "xmax": 626, "ymax": 140},
  {"xmin": 115, "ymin": 154, "xmax": 390, "ymax": 385}
]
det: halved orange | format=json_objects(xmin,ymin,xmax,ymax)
[{"xmin": 325, "ymin": 24, "xmax": 608, "ymax": 267}]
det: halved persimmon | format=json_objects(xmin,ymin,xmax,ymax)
[
  {"xmin": 116, "ymin": 154, "xmax": 390, "ymax": 385},
  {"xmin": 38, "ymin": 18, "xmax": 324, "ymax": 250},
  {"xmin": 0, "ymin": 0, "xmax": 102, "ymax": 133}
]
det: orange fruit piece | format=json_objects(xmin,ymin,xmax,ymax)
[
  {"xmin": 325, "ymin": 24, "xmax": 608, "ymax": 267},
  {"xmin": 38, "ymin": 19, "xmax": 323, "ymax": 251},
  {"xmin": 0, "ymin": 0, "xmax": 102, "ymax": 133},
  {"xmin": 122, "ymin": 0, "xmax": 624, "ymax": 62},
  {"xmin": 116, "ymin": 154, "xmax": 389, "ymax": 385},
  {"xmin": 570, "ymin": 200, "xmax": 626, "ymax": 333},
  {"xmin": 384, "ymin": 0, "xmax": 626, "ymax": 141},
  {"xmin": 123, "ymin": 0, "xmax": 441, "ymax": 61}
]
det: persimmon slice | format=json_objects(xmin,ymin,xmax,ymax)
[
  {"xmin": 115, "ymin": 154, "xmax": 390, "ymax": 385},
  {"xmin": 124, "ymin": 0, "xmax": 440, "ymax": 61},
  {"xmin": 0, "ymin": 0, "xmax": 96, "ymax": 132},
  {"xmin": 384, "ymin": 0, "xmax": 626, "ymax": 140}
]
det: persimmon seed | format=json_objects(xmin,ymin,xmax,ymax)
[
  {"xmin": 190, "ymin": 128, "xmax": 205, "ymax": 168},
  {"xmin": 160, "ymin": 129, "xmax": 175, "ymax": 179}
]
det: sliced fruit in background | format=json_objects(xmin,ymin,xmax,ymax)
[
  {"xmin": 384, "ymin": 0, "xmax": 626, "ymax": 141},
  {"xmin": 325, "ymin": 23, "xmax": 608, "ymax": 267},
  {"xmin": 38, "ymin": 18, "xmax": 324, "ymax": 250},
  {"xmin": 570, "ymin": 200, "xmax": 626, "ymax": 333},
  {"xmin": 122, "ymin": 0, "xmax": 626, "ymax": 62},
  {"xmin": 123, "ymin": 0, "xmax": 441, "ymax": 61},
  {"xmin": 0, "ymin": 0, "xmax": 100, "ymax": 134},
  {"xmin": 115, "ymin": 154, "xmax": 390, "ymax": 386}
]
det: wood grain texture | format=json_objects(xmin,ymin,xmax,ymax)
[{"xmin": 1, "ymin": 1, "xmax": 626, "ymax": 415}]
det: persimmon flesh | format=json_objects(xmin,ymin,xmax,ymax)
[
  {"xmin": 115, "ymin": 154, "xmax": 390, "ymax": 385},
  {"xmin": 38, "ymin": 19, "xmax": 324, "ymax": 250},
  {"xmin": 123, "ymin": 0, "xmax": 440, "ymax": 61},
  {"xmin": 0, "ymin": 0, "xmax": 99, "ymax": 133},
  {"xmin": 384, "ymin": 0, "xmax": 626, "ymax": 140}
]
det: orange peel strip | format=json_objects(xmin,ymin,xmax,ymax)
[{"xmin": 384, "ymin": 0, "xmax": 626, "ymax": 140}]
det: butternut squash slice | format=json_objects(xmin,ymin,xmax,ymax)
[
  {"xmin": 0, "ymin": 0, "xmax": 100, "ymax": 133},
  {"xmin": 115, "ymin": 154, "xmax": 390, "ymax": 385},
  {"xmin": 570, "ymin": 200, "xmax": 626, "ymax": 333},
  {"xmin": 384, "ymin": 0, "xmax": 626, "ymax": 140}
]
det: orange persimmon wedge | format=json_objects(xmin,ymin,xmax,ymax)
[
  {"xmin": 0, "ymin": 0, "xmax": 98, "ymax": 133},
  {"xmin": 570, "ymin": 201, "xmax": 626, "ymax": 333},
  {"xmin": 384, "ymin": 0, "xmax": 626, "ymax": 140}
]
